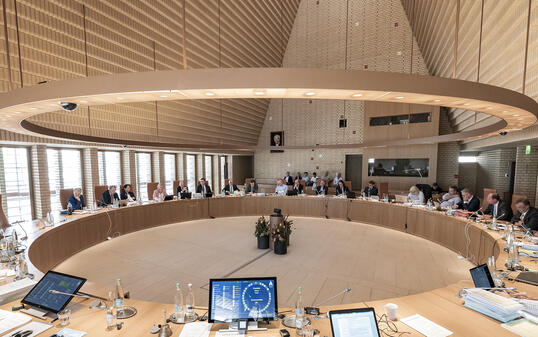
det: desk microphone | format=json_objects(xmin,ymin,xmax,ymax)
[
  {"xmin": 305, "ymin": 288, "xmax": 352, "ymax": 315},
  {"xmin": 49, "ymin": 290, "xmax": 107, "ymax": 308}
]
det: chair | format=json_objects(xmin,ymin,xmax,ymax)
[
  {"xmin": 482, "ymin": 188, "xmax": 497, "ymax": 211},
  {"xmin": 299, "ymin": 180, "xmax": 306, "ymax": 190},
  {"xmin": 344, "ymin": 180, "xmax": 352, "ymax": 191},
  {"xmin": 94, "ymin": 185, "xmax": 108, "ymax": 205},
  {"xmin": 378, "ymin": 182, "xmax": 389, "ymax": 197},
  {"xmin": 60, "ymin": 188, "xmax": 73, "ymax": 210},
  {"xmin": 147, "ymin": 182, "xmax": 159, "ymax": 200},
  {"xmin": 511, "ymin": 194, "xmax": 527, "ymax": 215},
  {"xmin": 0, "ymin": 195, "xmax": 9, "ymax": 231}
]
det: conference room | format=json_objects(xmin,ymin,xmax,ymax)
[{"xmin": 1, "ymin": 0, "xmax": 538, "ymax": 336}]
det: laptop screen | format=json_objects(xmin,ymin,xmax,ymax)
[
  {"xmin": 469, "ymin": 264, "xmax": 495, "ymax": 288},
  {"xmin": 330, "ymin": 308, "xmax": 380, "ymax": 337}
]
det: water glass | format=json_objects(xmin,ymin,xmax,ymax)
[
  {"xmin": 302, "ymin": 326, "xmax": 314, "ymax": 337},
  {"xmin": 58, "ymin": 308, "xmax": 71, "ymax": 326}
]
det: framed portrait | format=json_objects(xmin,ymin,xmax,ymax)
[{"xmin": 270, "ymin": 131, "xmax": 284, "ymax": 153}]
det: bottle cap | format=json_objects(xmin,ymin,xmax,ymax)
[
  {"xmin": 188, "ymin": 283, "xmax": 192, "ymax": 287},
  {"xmin": 298, "ymin": 286, "xmax": 302, "ymax": 290},
  {"xmin": 176, "ymin": 282, "xmax": 180, "ymax": 287}
]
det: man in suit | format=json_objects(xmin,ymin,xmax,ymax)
[
  {"xmin": 335, "ymin": 180, "xmax": 349, "ymax": 196},
  {"xmin": 196, "ymin": 178, "xmax": 212, "ymax": 196},
  {"xmin": 176, "ymin": 181, "xmax": 189, "ymax": 196},
  {"xmin": 120, "ymin": 184, "xmax": 136, "ymax": 202},
  {"xmin": 363, "ymin": 181, "xmax": 378, "ymax": 197},
  {"xmin": 283, "ymin": 172, "xmax": 294, "ymax": 185},
  {"xmin": 245, "ymin": 179, "xmax": 258, "ymax": 194},
  {"xmin": 68, "ymin": 187, "xmax": 86, "ymax": 210},
  {"xmin": 291, "ymin": 179, "xmax": 303, "ymax": 194},
  {"xmin": 100, "ymin": 185, "xmax": 119, "ymax": 206},
  {"xmin": 511, "ymin": 198, "xmax": 538, "ymax": 233},
  {"xmin": 484, "ymin": 193, "xmax": 512, "ymax": 221},
  {"xmin": 223, "ymin": 179, "xmax": 239, "ymax": 195},
  {"xmin": 316, "ymin": 179, "xmax": 328, "ymax": 195},
  {"xmin": 454, "ymin": 188, "xmax": 480, "ymax": 212}
]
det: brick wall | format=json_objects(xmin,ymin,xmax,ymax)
[
  {"xmin": 458, "ymin": 163, "xmax": 478, "ymax": 195},
  {"xmin": 514, "ymin": 145, "xmax": 538, "ymax": 205},
  {"xmin": 476, "ymin": 148, "xmax": 516, "ymax": 198}
]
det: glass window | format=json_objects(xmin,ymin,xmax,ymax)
[
  {"xmin": 368, "ymin": 158, "xmax": 429, "ymax": 177},
  {"xmin": 205, "ymin": 155, "xmax": 212, "ymax": 188},
  {"xmin": 186, "ymin": 155, "xmax": 196, "ymax": 192},
  {"xmin": 164, "ymin": 153, "xmax": 176, "ymax": 194},
  {"xmin": 98, "ymin": 151, "xmax": 122, "ymax": 188},
  {"xmin": 1, "ymin": 147, "xmax": 32, "ymax": 223},
  {"xmin": 47, "ymin": 148, "xmax": 83, "ymax": 212},
  {"xmin": 220, "ymin": 156, "xmax": 226, "ymax": 190},
  {"xmin": 135, "ymin": 153, "xmax": 152, "ymax": 201},
  {"xmin": 458, "ymin": 156, "xmax": 477, "ymax": 163},
  {"xmin": 370, "ymin": 112, "xmax": 431, "ymax": 126}
]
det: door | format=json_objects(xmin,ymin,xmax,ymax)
[{"xmin": 345, "ymin": 154, "xmax": 363, "ymax": 192}]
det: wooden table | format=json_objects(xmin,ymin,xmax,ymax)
[{"xmin": 1, "ymin": 195, "xmax": 536, "ymax": 336}]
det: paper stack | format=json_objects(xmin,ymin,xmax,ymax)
[{"xmin": 463, "ymin": 288, "xmax": 524, "ymax": 322}]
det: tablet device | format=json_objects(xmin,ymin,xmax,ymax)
[
  {"xmin": 164, "ymin": 195, "xmax": 174, "ymax": 201},
  {"xmin": 469, "ymin": 264, "xmax": 495, "ymax": 288},
  {"xmin": 329, "ymin": 308, "xmax": 381, "ymax": 337},
  {"xmin": 21, "ymin": 271, "xmax": 86, "ymax": 313}
]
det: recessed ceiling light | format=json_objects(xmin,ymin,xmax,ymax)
[
  {"xmin": 463, "ymin": 103, "xmax": 470, "ymax": 106},
  {"xmin": 160, "ymin": 95, "xmax": 168, "ymax": 98},
  {"xmin": 502, "ymin": 110, "xmax": 508, "ymax": 113},
  {"xmin": 305, "ymin": 92, "xmax": 316, "ymax": 96},
  {"xmin": 80, "ymin": 100, "xmax": 88, "ymax": 103},
  {"xmin": 513, "ymin": 114, "xmax": 520, "ymax": 117},
  {"xmin": 30, "ymin": 107, "xmax": 37, "ymax": 110},
  {"xmin": 254, "ymin": 90, "xmax": 265, "ymax": 96},
  {"xmin": 434, "ymin": 99, "xmax": 441, "ymax": 102},
  {"xmin": 205, "ymin": 92, "xmax": 215, "ymax": 97},
  {"xmin": 517, "ymin": 118, "xmax": 523, "ymax": 120},
  {"xmin": 352, "ymin": 93, "xmax": 362, "ymax": 97},
  {"xmin": 486, "ymin": 107, "xmax": 493, "ymax": 110},
  {"xmin": 395, "ymin": 96, "xmax": 404, "ymax": 99},
  {"xmin": 117, "ymin": 97, "xmax": 124, "ymax": 100}
]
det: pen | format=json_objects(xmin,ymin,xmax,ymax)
[{"xmin": 50, "ymin": 317, "xmax": 58, "ymax": 323}]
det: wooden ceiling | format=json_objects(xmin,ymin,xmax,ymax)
[
  {"xmin": 401, "ymin": 0, "xmax": 538, "ymax": 147},
  {"xmin": 0, "ymin": 0, "xmax": 300, "ymax": 146}
]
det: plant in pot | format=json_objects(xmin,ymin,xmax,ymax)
[
  {"xmin": 281, "ymin": 215, "xmax": 294, "ymax": 246},
  {"xmin": 254, "ymin": 216, "xmax": 270, "ymax": 249},
  {"xmin": 272, "ymin": 222, "xmax": 288, "ymax": 255}
]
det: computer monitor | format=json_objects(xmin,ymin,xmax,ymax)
[
  {"xmin": 329, "ymin": 308, "xmax": 381, "ymax": 337},
  {"xmin": 469, "ymin": 264, "xmax": 495, "ymax": 288},
  {"xmin": 21, "ymin": 270, "xmax": 86, "ymax": 314},
  {"xmin": 208, "ymin": 277, "xmax": 278, "ymax": 323}
]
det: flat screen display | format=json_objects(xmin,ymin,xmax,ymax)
[
  {"xmin": 208, "ymin": 277, "xmax": 277, "ymax": 323},
  {"xmin": 21, "ymin": 271, "xmax": 86, "ymax": 313},
  {"xmin": 469, "ymin": 264, "xmax": 495, "ymax": 288},
  {"xmin": 330, "ymin": 308, "xmax": 381, "ymax": 337}
]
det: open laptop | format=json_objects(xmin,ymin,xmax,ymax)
[
  {"xmin": 329, "ymin": 308, "xmax": 381, "ymax": 337},
  {"xmin": 469, "ymin": 264, "xmax": 495, "ymax": 288}
]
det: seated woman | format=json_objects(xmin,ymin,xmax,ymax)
[
  {"xmin": 292, "ymin": 179, "xmax": 303, "ymax": 194},
  {"xmin": 335, "ymin": 180, "xmax": 349, "ymax": 196},
  {"xmin": 68, "ymin": 187, "xmax": 86, "ymax": 210},
  {"xmin": 120, "ymin": 184, "xmax": 136, "ymax": 201},
  {"xmin": 153, "ymin": 183, "xmax": 168, "ymax": 200},
  {"xmin": 176, "ymin": 181, "xmax": 189, "ymax": 196},
  {"xmin": 407, "ymin": 186, "xmax": 425, "ymax": 204}
]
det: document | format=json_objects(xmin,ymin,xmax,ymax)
[
  {"xmin": 179, "ymin": 322, "xmax": 212, "ymax": 337},
  {"xmin": 1, "ymin": 321, "xmax": 52, "ymax": 337},
  {"xmin": 401, "ymin": 314, "xmax": 453, "ymax": 337},
  {"xmin": 0, "ymin": 309, "xmax": 32, "ymax": 335}
]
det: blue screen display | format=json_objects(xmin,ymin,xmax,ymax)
[
  {"xmin": 470, "ymin": 264, "xmax": 494, "ymax": 288},
  {"xmin": 23, "ymin": 272, "xmax": 85, "ymax": 312},
  {"xmin": 210, "ymin": 279, "xmax": 277, "ymax": 322}
]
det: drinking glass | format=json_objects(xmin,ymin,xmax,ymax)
[{"xmin": 58, "ymin": 308, "xmax": 71, "ymax": 326}]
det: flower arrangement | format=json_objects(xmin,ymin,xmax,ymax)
[
  {"xmin": 254, "ymin": 216, "xmax": 270, "ymax": 238},
  {"xmin": 272, "ymin": 215, "xmax": 294, "ymax": 244}
]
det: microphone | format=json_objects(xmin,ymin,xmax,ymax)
[
  {"xmin": 49, "ymin": 289, "xmax": 107, "ymax": 309},
  {"xmin": 313, "ymin": 288, "xmax": 352, "ymax": 307}
]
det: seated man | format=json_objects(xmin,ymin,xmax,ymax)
[
  {"xmin": 303, "ymin": 172, "xmax": 310, "ymax": 186},
  {"xmin": 316, "ymin": 179, "xmax": 328, "ymax": 195},
  {"xmin": 408, "ymin": 186, "xmax": 424, "ymax": 204},
  {"xmin": 196, "ymin": 178, "xmax": 212, "ymax": 195},
  {"xmin": 310, "ymin": 172, "xmax": 318, "ymax": 189},
  {"xmin": 335, "ymin": 180, "xmax": 349, "ymax": 196},
  {"xmin": 100, "ymin": 185, "xmax": 119, "ymax": 206},
  {"xmin": 222, "ymin": 179, "xmax": 239, "ymax": 195},
  {"xmin": 294, "ymin": 172, "xmax": 302, "ymax": 181},
  {"xmin": 283, "ymin": 172, "xmax": 294, "ymax": 185},
  {"xmin": 484, "ymin": 193, "xmax": 512, "ymax": 221},
  {"xmin": 363, "ymin": 181, "xmax": 378, "ymax": 197},
  {"xmin": 454, "ymin": 188, "xmax": 480, "ymax": 212},
  {"xmin": 153, "ymin": 183, "xmax": 168, "ymax": 200},
  {"xmin": 245, "ymin": 179, "xmax": 258, "ymax": 194},
  {"xmin": 68, "ymin": 187, "xmax": 86, "ymax": 210},
  {"xmin": 440, "ymin": 186, "xmax": 461, "ymax": 209},
  {"xmin": 120, "ymin": 184, "xmax": 136, "ymax": 201},
  {"xmin": 431, "ymin": 182, "xmax": 442, "ymax": 194},
  {"xmin": 275, "ymin": 179, "xmax": 288, "ymax": 196},
  {"xmin": 511, "ymin": 198, "xmax": 538, "ymax": 233},
  {"xmin": 176, "ymin": 181, "xmax": 189, "ymax": 196},
  {"xmin": 292, "ymin": 179, "xmax": 303, "ymax": 194}
]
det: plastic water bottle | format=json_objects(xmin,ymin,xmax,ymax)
[
  {"xmin": 295, "ymin": 286, "xmax": 305, "ymax": 335},
  {"xmin": 491, "ymin": 215, "xmax": 497, "ymax": 230},
  {"xmin": 185, "ymin": 283, "xmax": 195, "ymax": 320},
  {"xmin": 106, "ymin": 291, "xmax": 116, "ymax": 330},
  {"xmin": 115, "ymin": 279, "xmax": 125, "ymax": 311},
  {"xmin": 174, "ymin": 282, "xmax": 184, "ymax": 322}
]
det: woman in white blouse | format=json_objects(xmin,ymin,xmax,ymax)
[{"xmin": 408, "ymin": 185, "xmax": 425, "ymax": 204}]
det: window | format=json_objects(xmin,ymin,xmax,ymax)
[
  {"xmin": 164, "ymin": 154, "xmax": 176, "ymax": 194},
  {"xmin": 205, "ymin": 155, "xmax": 212, "ymax": 188},
  {"xmin": 458, "ymin": 156, "xmax": 477, "ymax": 163},
  {"xmin": 368, "ymin": 158, "xmax": 429, "ymax": 177},
  {"xmin": 1, "ymin": 147, "xmax": 32, "ymax": 223},
  {"xmin": 47, "ymin": 148, "xmax": 83, "ymax": 212},
  {"xmin": 98, "ymin": 151, "xmax": 122, "ymax": 188},
  {"xmin": 220, "ymin": 156, "xmax": 226, "ymax": 190},
  {"xmin": 186, "ymin": 155, "xmax": 196, "ymax": 192},
  {"xmin": 369, "ymin": 112, "xmax": 431, "ymax": 126},
  {"xmin": 135, "ymin": 153, "xmax": 152, "ymax": 201}
]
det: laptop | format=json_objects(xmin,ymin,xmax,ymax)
[
  {"xmin": 164, "ymin": 195, "xmax": 174, "ymax": 201},
  {"xmin": 515, "ymin": 271, "xmax": 538, "ymax": 286},
  {"xmin": 469, "ymin": 264, "xmax": 495, "ymax": 288},
  {"xmin": 329, "ymin": 308, "xmax": 381, "ymax": 337},
  {"xmin": 180, "ymin": 192, "xmax": 192, "ymax": 199}
]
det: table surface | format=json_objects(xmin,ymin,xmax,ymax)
[{"xmin": 1, "ymin": 195, "xmax": 537, "ymax": 336}]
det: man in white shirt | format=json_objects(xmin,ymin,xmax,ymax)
[
  {"xmin": 311, "ymin": 172, "xmax": 318, "ymax": 189},
  {"xmin": 440, "ymin": 186, "xmax": 461, "ymax": 209},
  {"xmin": 275, "ymin": 179, "xmax": 288, "ymax": 196},
  {"xmin": 333, "ymin": 173, "xmax": 342, "ymax": 187},
  {"xmin": 303, "ymin": 171, "xmax": 310, "ymax": 186}
]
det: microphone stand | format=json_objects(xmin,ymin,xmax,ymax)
[{"xmin": 49, "ymin": 290, "xmax": 107, "ymax": 309}]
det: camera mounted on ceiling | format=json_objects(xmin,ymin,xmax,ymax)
[
  {"xmin": 499, "ymin": 131, "xmax": 508, "ymax": 136},
  {"xmin": 59, "ymin": 102, "xmax": 78, "ymax": 111}
]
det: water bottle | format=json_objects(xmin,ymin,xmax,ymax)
[
  {"xmin": 295, "ymin": 286, "xmax": 305, "ymax": 335},
  {"xmin": 185, "ymin": 283, "xmax": 195, "ymax": 320},
  {"xmin": 106, "ymin": 291, "xmax": 117, "ymax": 330},
  {"xmin": 67, "ymin": 202, "xmax": 73, "ymax": 215},
  {"xmin": 113, "ymin": 197, "xmax": 119, "ymax": 208},
  {"xmin": 115, "ymin": 279, "xmax": 125, "ymax": 311},
  {"xmin": 491, "ymin": 214, "xmax": 497, "ymax": 230},
  {"xmin": 16, "ymin": 253, "xmax": 28, "ymax": 279},
  {"xmin": 174, "ymin": 282, "xmax": 184, "ymax": 322}
]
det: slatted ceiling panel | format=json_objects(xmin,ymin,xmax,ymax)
[{"xmin": 185, "ymin": 0, "xmax": 219, "ymax": 69}]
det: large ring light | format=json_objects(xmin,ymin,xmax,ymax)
[{"xmin": 0, "ymin": 68, "xmax": 536, "ymax": 151}]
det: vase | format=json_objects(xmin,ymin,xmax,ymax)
[
  {"xmin": 257, "ymin": 235, "xmax": 269, "ymax": 249},
  {"xmin": 274, "ymin": 240, "xmax": 287, "ymax": 255}
]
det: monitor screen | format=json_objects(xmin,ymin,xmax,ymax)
[
  {"xmin": 21, "ymin": 271, "xmax": 86, "ymax": 313},
  {"xmin": 208, "ymin": 277, "xmax": 277, "ymax": 323},
  {"xmin": 330, "ymin": 308, "xmax": 380, "ymax": 337},
  {"xmin": 469, "ymin": 264, "xmax": 495, "ymax": 288}
]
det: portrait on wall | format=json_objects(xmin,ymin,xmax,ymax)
[{"xmin": 270, "ymin": 131, "xmax": 284, "ymax": 153}]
